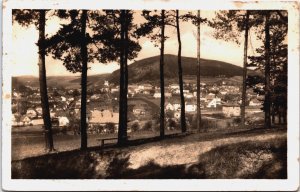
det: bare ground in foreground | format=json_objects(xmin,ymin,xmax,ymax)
[{"xmin": 12, "ymin": 127, "xmax": 287, "ymax": 179}]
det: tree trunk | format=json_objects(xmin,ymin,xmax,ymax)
[
  {"xmin": 241, "ymin": 11, "xmax": 249, "ymax": 129},
  {"xmin": 264, "ymin": 11, "xmax": 271, "ymax": 129},
  {"xmin": 80, "ymin": 10, "xmax": 88, "ymax": 150},
  {"xmin": 176, "ymin": 10, "xmax": 186, "ymax": 133},
  {"xmin": 118, "ymin": 10, "xmax": 126, "ymax": 146},
  {"xmin": 38, "ymin": 10, "xmax": 54, "ymax": 151},
  {"xmin": 124, "ymin": 10, "xmax": 129, "ymax": 140},
  {"xmin": 160, "ymin": 10, "xmax": 165, "ymax": 138},
  {"xmin": 196, "ymin": 10, "xmax": 201, "ymax": 131}
]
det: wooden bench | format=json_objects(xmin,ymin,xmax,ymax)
[{"xmin": 97, "ymin": 136, "xmax": 130, "ymax": 148}]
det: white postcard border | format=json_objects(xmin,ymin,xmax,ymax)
[{"xmin": 2, "ymin": 0, "xmax": 299, "ymax": 191}]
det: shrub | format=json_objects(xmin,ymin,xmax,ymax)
[
  {"xmin": 200, "ymin": 119, "xmax": 211, "ymax": 130},
  {"xmin": 165, "ymin": 110, "xmax": 174, "ymax": 119},
  {"xmin": 143, "ymin": 121, "xmax": 152, "ymax": 130},
  {"xmin": 88, "ymin": 124, "xmax": 104, "ymax": 134},
  {"xmin": 131, "ymin": 122, "xmax": 140, "ymax": 132},
  {"xmin": 233, "ymin": 117, "xmax": 241, "ymax": 126},
  {"xmin": 153, "ymin": 123, "xmax": 160, "ymax": 132},
  {"xmin": 226, "ymin": 121, "xmax": 231, "ymax": 128},
  {"xmin": 211, "ymin": 113, "xmax": 225, "ymax": 119},
  {"xmin": 155, "ymin": 116, "xmax": 161, "ymax": 125},
  {"xmin": 105, "ymin": 122, "xmax": 115, "ymax": 134},
  {"xmin": 168, "ymin": 118, "xmax": 178, "ymax": 130},
  {"xmin": 67, "ymin": 118, "xmax": 81, "ymax": 135},
  {"xmin": 186, "ymin": 114, "xmax": 194, "ymax": 124}
]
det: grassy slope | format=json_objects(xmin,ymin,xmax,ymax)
[{"xmin": 12, "ymin": 128, "xmax": 287, "ymax": 179}]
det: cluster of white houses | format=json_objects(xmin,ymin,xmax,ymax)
[{"xmin": 12, "ymin": 112, "xmax": 70, "ymax": 127}]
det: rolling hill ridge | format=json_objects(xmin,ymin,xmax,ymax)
[
  {"xmin": 13, "ymin": 54, "xmax": 256, "ymax": 89},
  {"xmin": 109, "ymin": 54, "xmax": 251, "ymax": 84}
]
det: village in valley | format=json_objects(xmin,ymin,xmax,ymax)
[{"xmin": 12, "ymin": 76, "xmax": 264, "ymax": 135}]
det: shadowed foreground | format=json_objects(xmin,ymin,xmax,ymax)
[{"xmin": 12, "ymin": 129, "xmax": 287, "ymax": 179}]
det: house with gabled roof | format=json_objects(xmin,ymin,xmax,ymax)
[
  {"xmin": 153, "ymin": 92, "xmax": 161, "ymax": 98},
  {"xmin": 222, "ymin": 104, "xmax": 241, "ymax": 117},
  {"xmin": 166, "ymin": 97, "xmax": 181, "ymax": 111},
  {"xmin": 207, "ymin": 98, "xmax": 222, "ymax": 108},
  {"xmin": 206, "ymin": 93, "xmax": 216, "ymax": 100},
  {"xmin": 166, "ymin": 103, "xmax": 175, "ymax": 111},
  {"xmin": 133, "ymin": 105, "xmax": 146, "ymax": 115},
  {"xmin": 21, "ymin": 115, "xmax": 31, "ymax": 126},
  {"xmin": 169, "ymin": 84, "xmax": 180, "ymax": 90},
  {"xmin": 26, "ymin": 108, "xmax": 37, "ymax": 119},
  {"xmin": 185, "ymin": 99, "xmax": 197, "ymax": 112},
  {"xmin": 35, "ymin": 107, "xmax": 43, "ymax": 117}
]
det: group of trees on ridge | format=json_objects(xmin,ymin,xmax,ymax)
[{"xmin": 12, "ymin": 9, "xmax": 287, "ymax": 151}]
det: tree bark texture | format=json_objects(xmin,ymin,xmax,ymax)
[
  {"xmin": 80, "ymin": 10, "xmax": 88, "ymax": 149},
  {"xmin": 241, "ymin": 11, "xmax": 249, "ymax": 128},
  {"xmin": 160, "ymin": 10, "xmax": 165, "ymax": 138},
  {"xmin": 124, "ymin": 10, "xmax": 129, "ymax": 140},
  {"xmin": 118, "ymin": 10, "xmax": 127, "ymax": 145}
]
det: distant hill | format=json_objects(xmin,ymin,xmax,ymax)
[
  {"xmin": 12, "ymin": 74, "xmax": 110, "ymax": 90},
  {"xmin": 12, "ymin": 54, "xmax": 260, "ymax": 89},
  {"xmin": 109, "ymin": 54, "xmax": 257, "ymax": 84}
]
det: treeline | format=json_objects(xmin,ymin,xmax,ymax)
[{"xmin": 12, "ymin": 10, "xmax": 287, "ymax": 151}]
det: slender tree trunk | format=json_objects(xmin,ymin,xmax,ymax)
[
  {"xmin": 196, "ymin": 10, "xmax": 201, "ymax": 131},
  {"xmin": 160, "ymin": 10, "xmax": 165, "ymax": 138},
  {"xmin": 124, "ymin": 10, "xmax": 129, "ymax": 140},
  {"xmin": 80, "ymin": 10, "xmax": 88, "ymax": 150},
  {"xmin": 176, "ymin": 10, "xmax": 186, "ymax": 133},
  {"xmin": 38, "ymin": 10, "xmax": 54, "ymax": 151},
  {"xmin": 264, "ymin": 11, "xmax": 271, "ymax": 129},
  {"xmin": 241, "ymin": 11, "xmax": 249, "ymax": 129},
  {"xmin": 118, "ymin": 10, "xmax": 126, "ymax": 145}
]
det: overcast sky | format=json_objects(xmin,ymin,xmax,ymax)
[{"xmin": 12, "ymin": 10, "xmax": 262, "ymax": 77}]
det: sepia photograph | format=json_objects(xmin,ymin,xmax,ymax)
[{"xmin": 1, "ymin": 0, "xmax": 299, "ymax": 191}]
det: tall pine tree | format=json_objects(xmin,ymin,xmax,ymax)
[
  {"xmin": 175, "ymin": 10, "xmax": 186, "ymax": 133},
  {"xmin": 182, "ymin": 11, "xmax": 207, "ymax": 131},
  {"xmin": 136, "ymin": 10, "xmax": 174, "ymax": 138},
  {"xmin": 13, "ymin": 9, "xmax": 54, "ymax": 151},
  {"xmin": 210, "ymin": 10, "xmax": 254, "ymax": 128},
  {"xmin": 247, "ymin": 11, "xmax": 287, "ymax": 126}
]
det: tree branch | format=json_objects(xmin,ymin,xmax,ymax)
[{"xmin": 275, "ymin": 10, "xmax": 288, "ymax": 22}]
